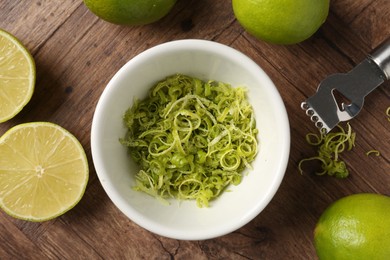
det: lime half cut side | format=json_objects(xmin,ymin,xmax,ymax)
[
  {"xmin": 0, "ymin": 29, "xmax": 36, "ymax": 123},
  {"xmin": 232, "ymin": 0, "xmax": 329, "ymax": 45},
  {"xmin": 0, "ymin": 122, "xmax": 89, "ymax": 221}
]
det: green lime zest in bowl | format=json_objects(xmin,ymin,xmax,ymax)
[{"xmin": 120, "ymin": 74, "xmax": 258, "ymax": 207}]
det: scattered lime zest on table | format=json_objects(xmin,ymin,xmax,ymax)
[
  {"xmin": 120, "ymin": 74, "xmax": 258, "ymax": 207},
  {"xmin": 365, "ymin": 150, "xmax": 380, "ymax": 157},
  {"xmin": 387, "ymin": 107, "xmax": 390, "ymax": 122},
  {"xmin": 298, "ymin": 123, "xmax": 355, "ymax": 178}
]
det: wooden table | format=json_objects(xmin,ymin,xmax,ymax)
[{"xmin": 1, "ymin": 0, "xmax": 389, "ymax": 259}]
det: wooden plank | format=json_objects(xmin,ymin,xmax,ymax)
[
  {"xmin": 0, "ymin": 0, "xmax": 389, "ymax": 259},
  {"xmin": 331, "ymin": 0, "xmax": 390, "ymax": 47},
  {"xmin": 0, "ymin": 214, "xmax": 46, "ymax": 258},
  {"xmin": 0, "ymin": 0, "xmax": 81, "ymax": 54}
]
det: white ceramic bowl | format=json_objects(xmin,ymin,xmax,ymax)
[{"xmin": 91, "ymin": 39, "xmax": 290, "ymax": 240}]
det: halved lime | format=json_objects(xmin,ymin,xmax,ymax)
[
  {"xmin": 0, "ymin": 122, "xmax": 89, "ymax": 221},
  {"xmin": 0, "ymin": 29, "xmax": 35, "ymax": 123}
]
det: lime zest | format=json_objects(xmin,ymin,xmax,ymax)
[
  {"xmin": 298, "ymin": 123, "xmax": 355, "ymax": 178},
  {"xmin": 366, "ymin": 150, "xmax": 380, "ymax": 157},
  {"xmin": 387, "ymin": 107, "xmax": 390, "ymax": 122},
  {"xmin": 120, "ymin": 74, "xmax": 258, "ymax": 207}
]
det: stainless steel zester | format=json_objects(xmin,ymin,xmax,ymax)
[{"xmin": 301, "ymin": 38, "xmax": 390, "ymax": 133}]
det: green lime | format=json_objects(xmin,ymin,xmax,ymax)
[
  {"xmin": 232, "ymin": 0, "xmax": 329, "ymax": 44},
  {"xmin": 0, "ymin": 29, "xmax": 35, "ymax": 123},
  {"xmin": 0, "ymin": 122, "xmax": 89, "ymax": 222},
  {"xmin": 314, "ymin": 193, "xmax": 390, "ymax": 260},
  {"xmin": 83, "ymin": 0, "xmax": 177, "ymax": 25}
]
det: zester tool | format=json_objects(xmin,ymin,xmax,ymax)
[{"xmin": 301, "ymin": 38, "xmax": 390, "ymax": 133}]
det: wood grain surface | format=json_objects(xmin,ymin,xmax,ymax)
[{"xmin": 1, "ymin": 0, "xmax": 389, "ymax": 259}]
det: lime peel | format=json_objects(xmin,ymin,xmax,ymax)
[
  {"xmin": 298, "ymin": 123, "xmax": 355, "ymax": 178},
  {"xmin": 120, "ymin": 74, "xmax": 259, "ymax": 207},
  {"xmin": 366, "ymin": 150, "xmax": 380, "ymax": 157}
]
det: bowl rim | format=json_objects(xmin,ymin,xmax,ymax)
[{"xmin": 91, "ymin": 39, "xmax": 290, "ymax": 240}]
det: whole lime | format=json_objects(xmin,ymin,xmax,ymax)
[
  {"xmin": 232, "ymin": 0, "xmax": 329, "ymax": 44},
  {"xmin": 314, "ymin": 193, "xmax": 390, "ymax": 260},
  {"xmin": 83, "ymin": 0, "xmax": 177, "ymax": 25}
]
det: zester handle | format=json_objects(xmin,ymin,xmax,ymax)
[{"xmin": 368, "ymin": 37, "xmax": 390, "ymax": 80}]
